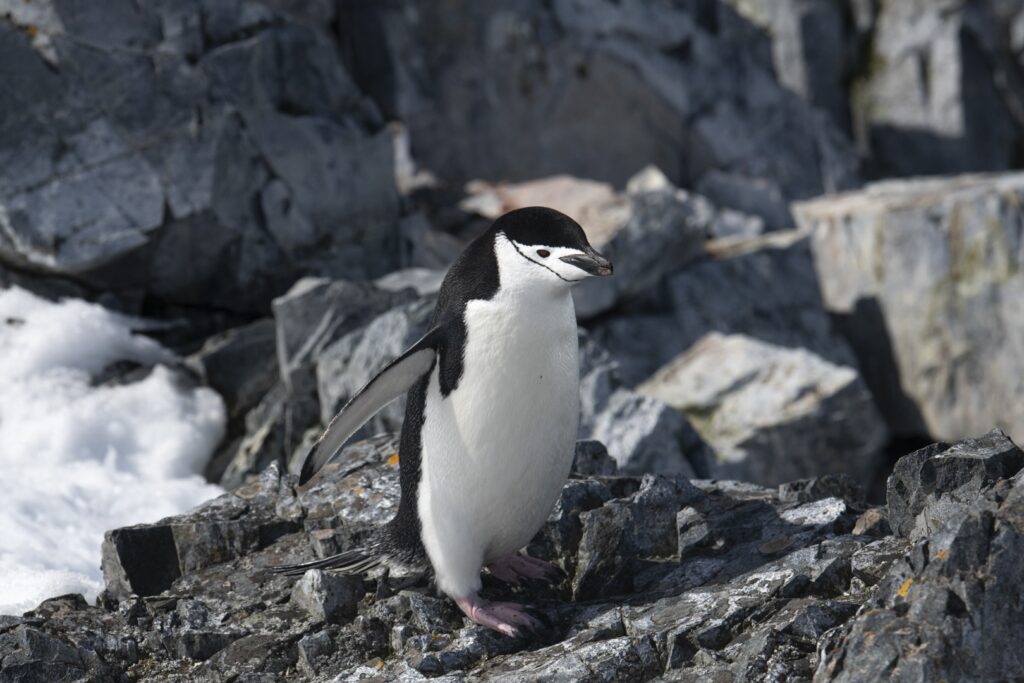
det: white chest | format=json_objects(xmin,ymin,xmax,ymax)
[{"xmin": 418, "ymin": 286, "xmax": 580, "ymax": 564}]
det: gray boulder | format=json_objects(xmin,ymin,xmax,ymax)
[
  {"xmin": 587, "ymin": 390, "xmax": 706, "ymax": 478},
  {"xmin": 187, "ymin": 319, "xmax": 277, "ymax": 424},
  {"xmin": 639, "ymin": 333, "xmax": 887, "ymax": 487},
  {"xmin": 669, "ymin": 233, "xmax": 857, "ymax": 368},
  {"xmin": 218, "ymin": 382, "xmax": 299, "ymax": 492},
  {"xmin": 0, "ymin": 3, "xmax": 399, "ymax": 314},
  {"xmin": 187, "ymin": 319, "xmax": 278, "ymax": 482},
  {"xmin": 271, "ymin": 277, "xmax": 407, "ymax": 392},
  {"xmin": 578, "ymin": 331, "xmax": 712, "ymax": 477},
  {"xmin": 571, "ymin": 440, "xmax": 617, "ymax": 477},
  {"xmin": 290, "ymin": 570, "xmax": 365, "ymax": 624},
  {"xmin": 718, "ymin": 0, "xmax": 1024, "ymax": 180},
  {"xmin": 795, "ymin": 173, "xmax": 1024, "ymax": 443}
]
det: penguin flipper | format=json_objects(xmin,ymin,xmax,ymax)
[{"xmin": 299, "ymin": 327, "xmax": 442, "ymax": 484}]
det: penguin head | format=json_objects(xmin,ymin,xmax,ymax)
[{"xmin": 491, "ymin": 207, "xmax": 613, "ymax": 288}]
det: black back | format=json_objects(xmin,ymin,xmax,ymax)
[{"xmin": 384, "ymin": 207, "xmax": 583, "ymax": 557}]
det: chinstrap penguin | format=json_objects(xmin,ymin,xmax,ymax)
[{"xmin": 274, "ymin": 206, "xmax": 613, "ymax": 636}]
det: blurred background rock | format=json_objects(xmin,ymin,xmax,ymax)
[{"xmin": 2, "ymin": 0, "xmax": 1023, "ymax": 499}]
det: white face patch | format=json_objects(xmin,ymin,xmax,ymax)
[{"xmin": 494, "ymin": 233, "xmax": 597, "ymax": 287}]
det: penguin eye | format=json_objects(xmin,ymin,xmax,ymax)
[{"xmin": 536, "ymin": 249, "xmax": 550, "ymax": 258}]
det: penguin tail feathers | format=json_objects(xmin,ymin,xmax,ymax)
[{"xmin": 269, "ymin": 547, "xmax": 383, "ymax": 577}]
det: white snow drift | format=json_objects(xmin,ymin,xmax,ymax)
[{"xmin": 0, "ymin": 287, "xmax": 225, "ymax": 615}]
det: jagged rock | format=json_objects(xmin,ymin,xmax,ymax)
[
  {"xmin": 593, "ymin": 231, "xmax": 858, "ymax": 386},
  {"xmin": 886, "ymin": 429, "xmax": 1024, "ymax": 540},
  {"xmin": 851, "ymin": 508, "xmax": 891, "ymax": 539},
  {"xmin": 397, "ymin": 212, "xmax": 469, "ymax": 272},
  {"xmin": 101, "ymin": 463, "xmax": 302, "ymax": 599},
  {"xmin": 11, "ymin": 432, "xmax": 1024, "ymax": 681},
  {"xmin": 291, "ymin": 570, "xmax": 365, "ymax": 624},
  {"xmin": 588, "ymin": 313, "xmax": 684, "ymax": 387},
  {"xmin": 0, "ymin": 3, "xmax": 399, "ymax": 314},
  {"xmin": 669, "ymin": 233, "xmax": 858, "ymax": 368},
  {"xmin": 571, "ymin": 440, "xmax": 617, "ymax": 477},
  {"xmin": 461, "ymin": 170, "xmax": 709, "ymax": 319},
  {"xmin": 572, "ymin": 475, "xmax": 704, "ymax": 600},
  {"xmin": 272, "ymin": 277, "xmax": 409, "ymax": 392},
  {"xmin": 218, "ymin": 382, "xmax": 304, "ymax": 492},
  {"xmin": 795, "ymin": 174, "xmax": 1024, "ymax": 443},
  {"xmin": 696, "ymin": 169, "xmax": 795, "ymax": 232},
  {"xmin": 639, "ymin": 333, "xmax": 887, "ymax": 486},
  {"xmin": 817, "ymin": 429, "xmax": 1024, "ymax": 682}
]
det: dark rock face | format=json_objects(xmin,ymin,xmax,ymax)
[
  {"xmin": 351, "ymin": 0, "xmax": 860, "ymax": 224},
  {"xmin": 7, "ymin": 431, "xmax": 1022, "ymax": 681},
  {"xmin": 820, "ymin": 429, "xmax": 1024, "ymax": 681},
  {"xmin": 886, "ymin": 431, "xmax": 1024, "ymax": 540},
  {"xmin": 0, "ymin": 2, "xmax": 399, "ymax": 314},
  {"xmin": 594, "ymin": 232, "xmax": 857, "ymax": 387}
]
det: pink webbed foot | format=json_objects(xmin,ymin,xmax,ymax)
[
  {"xmin": 455, "ymin": 593, "xmax": 543, "ymax": 637},
  {"xmin": 486, "ymin": 553, "xmax": 563, "ymax": 585}
]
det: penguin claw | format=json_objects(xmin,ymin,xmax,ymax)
[
  {"xmin": 455, "ymin": 595, "xmax": 544, "ymax": 638},
  {"xmin": 486, "ymin": 553, "xmax": 563, "ymax": 586}
]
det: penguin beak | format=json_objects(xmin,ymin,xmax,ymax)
[{"xmin": 560, "ymin": 247, "xmax": 613, "ymax": 277}]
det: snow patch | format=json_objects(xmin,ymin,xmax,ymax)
[{"xmin": 0, "ymin": 287, "xmax": 225, "ymax": 615}]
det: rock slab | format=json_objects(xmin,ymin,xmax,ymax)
[
  {"xmin": 639, "ymin": 332, "xmax": 888, "ymax": 487},
  {"xmin": 796, "ymin": 173, "xmax": 1024, "ymax": 443}
]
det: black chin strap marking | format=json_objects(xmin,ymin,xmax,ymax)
[{"xmin": 506, "ymin": 238, "xmax": 584, "ymax": 283}]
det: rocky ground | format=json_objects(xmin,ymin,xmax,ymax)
[{"xmin": 2, "ymin": 429, "xmax": 1022, "ymax": 682}]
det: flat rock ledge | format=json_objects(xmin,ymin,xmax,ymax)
[{"xmin": 2, "ymin": 431, "xmax": 1023, "ymax": 682}]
